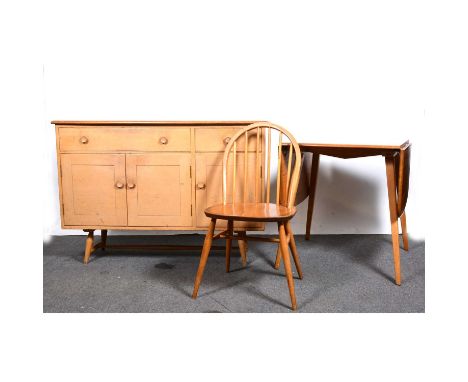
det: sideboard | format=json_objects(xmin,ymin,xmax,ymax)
[{"xmin": 53, "ymin": 121, "xmax": 265, "ymax": 263}]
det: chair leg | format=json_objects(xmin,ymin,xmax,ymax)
[
  {"xmin": 101, "ymin": 229, "xmax": 108, "ymax": 251},
  {"xmin": 192, "ymin": 218, "xmax": 217, "ymax": 299},
  {"xmin": 400, "ymin": 211, "xmax": 409, "ymax": 251},
  {"xmin": 83, "ymin": 229, "xmax": 95, "ymax": 264},
  {"xmin": 237, "ymin": 231, "xmax": 248, "ymax": 267},
  {"xmin": 385, "ymin": 156, "xmax": 401, "ymax": 286},
  {"xmin": 274, "ymin": 246, "xmax": 281, "ymax": 269},
  {"xmin": 274, "ymin": 223, "xmax": 303, "ymax": 279},
  {"xmin": 278, "ymin": 222, "xmax": 297, "ymax": 310},
  {"xmin": 286, "ymin": 221, "xmax": 303, "ymax": 279},
  {"xmin": 226, "ymin": 220, "xmax": 233, "ymax": 272}
]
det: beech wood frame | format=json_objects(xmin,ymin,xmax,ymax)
[{"xmin": 191, "ymin": 122, "xmax": 304, "ymax": 310}]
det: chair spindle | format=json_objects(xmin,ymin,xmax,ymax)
[
  {"xmin": 276, "ymin": 132, "xmax": 282, "ymax": 205},
  {"xmin": 232, "ymin": 141, "xmax": 237, "ymax": 203},
  {"xmin": 266, "ymin": 128, "xmax": 272, "ymax": 203},
  {"xmin": 243, "ymin": 131, "xmax": 248, "ymax": 203},
  {"xmin": 255, "ymin": 127, "xmax": 260, "ymax": 202},
  {"xmin": 286, "ymin": 143, "xmax": 293, "ymax": 197}
]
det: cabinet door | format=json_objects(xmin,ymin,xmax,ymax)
[
  {"xmin": 195, "ymin": 153, "xmax": 263, "ymax": 229},
  {"xmin": 126, "ymin": 154, "xmax": 192, "ymax": 227},
  {"xmin": 60, "ymin": 154, "xmax": 128, "ymax": 226}
]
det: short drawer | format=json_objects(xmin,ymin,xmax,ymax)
[
  {"xmin": 195, "ymin": 127, "xmax": 262, "ymax": 152},
  {"xmin": 58, "ymin": 127, "xmax": 191, "ymax": 152}
]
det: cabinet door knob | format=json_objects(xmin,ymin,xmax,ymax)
[
  {"xmin": 196, "ymin": 183, "xmax": 206, "ymax": 190},
  {"xmin": 223, "ymin": 137, "xmax": 231, "ymax": 145},
  {"xmin": 115, "ymin": 182, "xmax": 124, "ymax": 189},
  {"xmin": 159, "ymin": 137, "xmax": 168, "ymax": 145},
  {"xmin": 79, "ymin": 136, "xmax": 89, "ymax": 144},
  {"xmin": 127, "ymin": 183, "xmax": 136, "ymax": 189}
]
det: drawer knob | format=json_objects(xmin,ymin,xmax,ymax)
[
  {"xmin": 115, "ymin": 182, "xmax": 124, "ymax": 189},
  {"xmin": 159, "ymin": 137, "xmax": 168, "ymax": 145},
  {"xmin": 127, "ymin": 183, "xmax": 136, "ymax": 189},
  {"xmin": 196, "ymin": 183, "xmax": 206, "ymax": 190},
  {"xmin": 79, "ymin": 136, "xmax": 89, "ymax": 144},
  {"xmin": 223, "ymin": 137, "xmax": 231, "ymax": 145}
]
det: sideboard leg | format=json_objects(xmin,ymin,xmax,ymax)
[
  {"xmin": 101, "ymin": 230, "xmax": 108, "ymax": 251},
  {"xmin": 83, "ymin": 230, "xmax": 95, "ymax": 264}
]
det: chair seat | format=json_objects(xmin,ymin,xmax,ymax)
[{"xmin": 204, "ymin": 203, "xmax": 297, "ymax": 222}]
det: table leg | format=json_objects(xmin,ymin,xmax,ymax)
[
  {"xmin": 305, "ymin": 153, "xmax": 320, "ymax": 240},
  {"xmin": 385, "ymin": 156, "xmax": 401, "ymax": 285},
  {"xmin": 400, "ymin": 211, "xmax": 409, "ymax": 251}
]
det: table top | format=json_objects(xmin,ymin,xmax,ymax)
[
  {"xmin": 298, "ymin": 141, "xmax": 409, "ymax": 150},
  {"xmin": 296, "ymin": 140, "xmax": 410, "ymax": 158}
]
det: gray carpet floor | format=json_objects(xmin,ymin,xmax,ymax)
[{"xmin": 43, "ymin": 234, "xmax": 425, "ymax": 313}]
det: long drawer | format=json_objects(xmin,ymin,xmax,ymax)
[
  {"xmin": 58, "ymin": 126, "xmax": 191, "ymax": 152},
  {"xmin": 195, "ymin": 127, "xmax": 262, "ymax": 152}
]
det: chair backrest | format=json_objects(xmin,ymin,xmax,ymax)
[
  {"xmin": 222, "ymin": 122, "xmax": 302, "ymax": 209},
  {"xmin": 395, "ymin": 141, "xmax": 411, "ymax": 217}
]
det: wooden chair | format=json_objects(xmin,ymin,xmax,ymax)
[{"xmin": 191, "ymin": 122, "xmax": 303, "ymax": 310}]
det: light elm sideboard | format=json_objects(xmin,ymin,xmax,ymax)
[{"xmin": 53, "ymin": 121, "xmax": 265, "ymax": 263}]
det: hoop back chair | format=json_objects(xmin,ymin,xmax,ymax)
[{"xmin": 191, "ymin": 122, "xmax": 303, "ymax": 310}]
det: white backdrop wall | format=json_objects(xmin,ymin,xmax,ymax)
[{"xmin": 42, "ymin": 1, "xmax": 424, "ymax": 239}]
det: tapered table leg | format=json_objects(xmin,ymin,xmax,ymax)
[
  {"xmin": 385, "ymin": 156, "xmax": 401, "ymax": 285},
  {"xmin": 305, "ymin": 153, "xmax": 320, "ymax": 240},
  {"xmin": 400, "ymin": 211, "xmax": 409, "ymax": 251}
]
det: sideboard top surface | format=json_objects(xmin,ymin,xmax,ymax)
[{"xmin": 52, "ymin": 120, "xmax": 262, "ymax": 126}]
